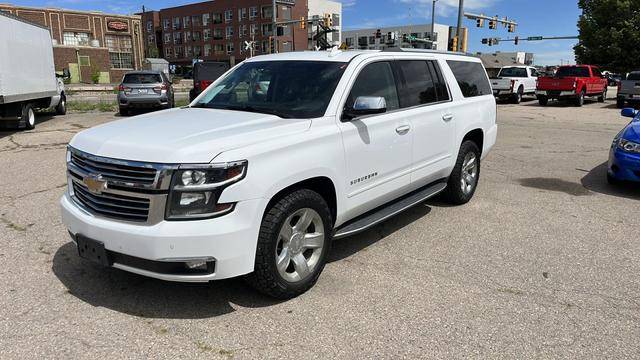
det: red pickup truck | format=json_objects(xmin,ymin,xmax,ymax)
[{"xmin": 536, "ymin": 65, "xmax": 608, "ymax": 107}]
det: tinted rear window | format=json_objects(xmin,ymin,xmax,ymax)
[
  {"xmin": 446, "ymin": 60, "xmax": 492, "ymax": 98},
  {"xmin": 627, "ymin": 72, "xmax": 640, "ymax": 81},
  {"xmin": 556, "ymin": 67, "xmax": 590, "ymax": 78},
  {"xmin": 123, "ymin": 74, "xmax": 162, "ymax": 84},
  {"xmin": 499, "ymin": 67, "xmax": 528, "ymax": 77}
]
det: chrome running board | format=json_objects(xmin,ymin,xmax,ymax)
[{"xmin": 333, "ymin": 180, "xmax": 447, "ymax": 239}]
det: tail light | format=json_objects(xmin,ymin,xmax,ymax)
[
  {"xmin": 618, "ymin": 81, "xmax": 622, "ymax": 93},
  {"xmin": 200, "ymin": 80, "xmax": 213, "ymax": 91},
  {"xmin": 510, "ymin": 79, "xmax": 516, "ymax": 91},
  {"xmin": 153, "ymin": 84, "xmax": 168, "ymax": 93},
  {"xmin": 118, "ymin": 84, "xmax": 131, "ymax": 92}
]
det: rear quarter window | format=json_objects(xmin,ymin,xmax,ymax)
[{"xmin": 446, "ymin": 60, "xmax": 492, "ymax": 98}]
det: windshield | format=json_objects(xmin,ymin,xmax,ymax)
[
  {"xmin": 556, "ymin": 67, "xmax": 590, "ymax": 78},
  {"xmin": 194, "ymin": 61, "xmax": 348, "ymax": 119},
  {"xmin": 499, "ymin": 67, "xmax": 528, "ymax": 77},
  {"xmin": 123, "ymin": 74, "xmax": 162, "ymax": 84}
]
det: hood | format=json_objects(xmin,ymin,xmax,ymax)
[
  {"xmin": 69, "ymin": 108, "xmax": 311, "ymax": 163},
  {"xmin": 622, "ymin": 120, "xmax": 640, "ymax": 142}
]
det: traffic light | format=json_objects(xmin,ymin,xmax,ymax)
[
  {"xmin": 300, "ymin": 17, "xmax": 306, "ymax": 30},
  {"xmin": 488, "ymin": 38, "xmax": 493, "ymax": 46},
  {"xmin": 481, "ymin": 38, "xmax": 488, "ymax": 45},
  {"xmin": 476, "ymin": 18, "xmax": 484, "ymax": 28},
  {"xmin": 268, "ymin": 36, "xmax": 275, "ymax": 54},
  {"xmin": 514, "ymin": 36, "xmax": 519, "ymax": 45},
  {"xmin": 508, "ymin": 24, "xmax": 516, "ymax": 33},
  {"xmin": 488, "ymin": 19, "xmax": 496, "ymax": 30},
  {"xmin": 451, "ymin": 36, "xmax": 458, "ymax": 51},
  {"xmin": 323, "ymin": 13, "xmax": 332, "ymax": 27},
  {"xmin": 402, "ymin": 34, "xmax": 408, "ymax": 43},
  {"xmin": 375, "ymin": 29, "xmax": 382, "ymax": 39}
]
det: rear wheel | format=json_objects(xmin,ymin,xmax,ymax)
[
  {"xmin": 538, "ymin": 96, "xmax": 548, "ymax": 106},
  {"xmin": 246, "ymin": 189, "xmax": 333, "ymax": 299},
  {"xmin": 576, "ymin": 90, "xmax": 585, "ymax": 107},
  {"xmin": 442, "ymin": 141, "xmax": 481, "ymax": 205},
  {"xmin": 55, "ymin": 94, "xmax": 67, "ymax": 115},
  {"xmin": 512, "ymin": 86, "xmax": 523, "ymax": 104},
  {"xmin": 19, "ymin": 103, "xmax": 36, "ymax": 130},
  {"xmin": 617, "ymin": 98, "xmax": 626, "ymax": 109},
  {"xmin": 119, "ymin": 106, "xmax": 129, "ymax": 116}
]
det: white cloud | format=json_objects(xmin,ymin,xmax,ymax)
[
  {"xmin": 397, "ymin": 0, "xmax": 499, "ymax": 17},
  {"xmin": 341, "ymin": 0, "xmax": 357, "ymax": 8},
  {"xmin": 533, "ymin": 50, "xmax": 576, "ymax": 66}
]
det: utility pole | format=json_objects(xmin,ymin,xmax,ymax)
[
  {"xmin": 456, "ymin": 0, "xmax": 464, "ymax": 51},
  {"xmin": 431, "ymin": 0, "xmax": 437, "ymax": 36},
  {"xmin": 272, "ymin": 0, "xmax": 278, "ymax": 53}
]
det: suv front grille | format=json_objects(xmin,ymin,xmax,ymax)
[
  {"xmin": 70, "ymin": 151, "xmax": 158, "ymax": 185},
  {"xmin": 72, "ymin": 182, "xmax": 150, "ymax": 222}
]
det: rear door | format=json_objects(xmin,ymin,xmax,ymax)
[
  {"xmin": 393, "ymin": 58, "xmax": 455, "ymax": 185},
  {"xmin": 337, "ymin": 59, "xmax": 413, "ymax": 216},
  {"xmin": 527, "ymin": 68, "xmax": 539, "ymax": 93}
]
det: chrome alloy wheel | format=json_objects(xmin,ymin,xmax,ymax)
[
  {"xmin": 275, "ymin": 208, "xmax": 325, "ymax": 283},
  {"xmin": 460, "ymin": 152, "xmax": 478, "ymax": 195},
  {"xmin": 27, "ymin": 108, "xmax": 35, "ymax": 127}
]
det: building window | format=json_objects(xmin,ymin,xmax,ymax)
[
  {"xmin": 261, "ymin": 6, "xmax": 273, "ymax": 19},
  {"xmin": 194, "ymin": 45, "xmax": 201, "ymax": 57},
  {"xmin": 147, "ymin": 34, "xmax": 155, "ymax": 45},
  {"xmin": 226, "ymin": 26, "xmax": 234, "ymax": 39},
  {"xmin": 225, "ymin": 10, "xmax": 233, "ymax": 22},
  {"xmin": 78, "ymin": 55, "xmax": 90, "ymax": 66},
  {"xmin": 105, "ymin": 35, "xmax": 133, "ymax": 69},
  {"xmin": 192, "ymin": 15, "xmax": 200, "ymax": 27},
  {"xmin": 173, "ymin": 17, "xmax": 181, "ymax": 30},
  {"xmin": 203, "ymin": 13, "xmax": 210, "ymax": 26},
  {"xmin": 262, "ymin": 23, "xmax": 273, "ymax": 36},
  {"xmin": 146, "ymin": 21, "xmax": 153, "ymax": 32},
  {"xmin": 204, "ymin": 44, "xmax": 211, "ymax": 56},
  {"xmin": 239, "ymin": 8, "xmax": 247, "ymax": 20},
  {"xmin": 281, "ymin": 6, "xmax": 292, "ymax": 21},
  {"xmin": 239, "ymin": 24, "xmax": 247, "ymax": 38},
  {"xmin": 214, "ymin": 28, "xmax": 223, "ymax": 40},
  {"xmin": 175, "ymin": 46, "xmax": 184, "ymax": 58},
  {"xmin": 186, "ymin": 46, "xmax": 193, "ymax": 57},
  {"xmin": 193, "ymin": 31, "xmax": 201, "ymax": 41},
  {"xmin": 213, "ymin": 13, "xmax": 223, "ymax": 24},
  {"xmin": 163, "ymin": 19, "xmax": 170, "ymax": 30},
  {"xmin": 174, "ymin": 32, "xmax": 182, "ymax": 45},
  {"xmin": 63, "ymin": 32, "xmax": 90, "ymax": 46},
  {"xmin": 164, "ymin": 33, "xmax": 171, "ymax": 44},
  {"xmin": 183, "ymin": 16, "xmax": 191, "ymax": 28},
  {"xmin": 345, "ymin": 37, "xmax": 354, "ymax": 47},
  {"xmin": 249, "ymin": 7, "xmax": 258, "ymax": 20},
  {"xmin": 165, "ymin": 47, "xmax": 173, "ymax": 58},
  {"xmin": 250, "ymin": 24, "xmax": 257, "ymax": 36},
  {"xmin": 214, "ymin": 44, "xmax": 224, "ymax": 54},
  {"xmin": 226, "ymin": 43, "xmax": 234, "ymax": 55},
  {"xmin": 332, "ymin": 14, "xmax": 340, "ymax": 26}
]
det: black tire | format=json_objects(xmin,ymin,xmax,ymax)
[
  {"xmin": 598, "ymin": 89, "xmax": 606, "ymax": 103},
  {"xmin": 442, "ymin": 141, "xmax": 481, "ymax": 205},
  {"xmin": 119, "ymin": 106, "xmax": 129, "ymax": 116},
  {"xmin": 19, "ymin": 103, "xmax": 36, "ymax": 130},
  {"xmin": 246, "ymin": 189, "xmax": 333, "ymax": 299},
  {"xmin": 576, "ymin": 90, "xmax": 585, "ymax": 107},
  {"xmin": 512, "ymin": 86, "xmax": 523, "ymax": 104},
  {"xmin": 55, "ymin": 94, "xmax": 67, "ymax": 115},
  {"xmin": 538, "ymin": 96, "xmax": 548, "ymax": 106},
  {"xmin": 617, "ymin": 99, "xmax": 626, "ymax": 109}
]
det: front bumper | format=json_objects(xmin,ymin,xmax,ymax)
[
  {"xmin": 608, "ymin": 147, "xmax": 640, "ymax": 182},
  {"xmin": 60, "ymin": 192, "xmax": 264, "ymax": 282}
]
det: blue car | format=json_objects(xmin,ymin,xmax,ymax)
[{"xmin": 608, "ymin": 108, "xmax": 640, "ymax": 184}]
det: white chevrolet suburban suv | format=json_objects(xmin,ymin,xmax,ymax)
[{"xmin": 61, "ymin": 49, "xmax": 497, "ymax": 299}]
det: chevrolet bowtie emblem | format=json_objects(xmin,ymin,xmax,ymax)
[{"xmin": 83, "ymin": 175, "xmax": 107, "ymax": 195}]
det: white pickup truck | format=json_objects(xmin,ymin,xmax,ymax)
[
  {"xmin": 0, "ymin": 12, "xmax": 68, "ymax": 129},
  {"xmin": 617, "ymin": 71, "xmax": 640, "ymax": 108},
  {"xmin": 490, "ymin": 66, "xmax": 539, "ymax": 104},
  {"xmin": 61, "ymin": 49, "xmax": 497, "ymax": 299}
]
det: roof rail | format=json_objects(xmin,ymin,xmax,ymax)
[{"xmin": 381, "ymin": 47, "xmax": 473, "ymax": 57}]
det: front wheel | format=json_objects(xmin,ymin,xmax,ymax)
[
  {"xmin": 246, "ymin": 189, "xmax": 333, "ymax": 299},
  {"xmin": 442, "ymin": 141, "xmax": 481, "ymax": 205},
  {"xmin": 617, "ymin": 98, "xmax": 625, "ymax": 109},
  {"xmin": 538, "ymin": 96, "xmax": 548, "ymax": 106},
  {"xmin": 55, "ymin": 95, "xmax": 67, "ymax": 115}
]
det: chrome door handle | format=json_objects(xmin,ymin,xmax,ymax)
[
  {"xmin": 443, "ymin": 114, "xmax": 454, "ymax": 122},
  {"xmin": 395, "ymin": 125, "xmax": 411, "ymax": 135}
]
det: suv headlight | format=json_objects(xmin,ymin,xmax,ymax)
[
  {"xmin": 166, "ymin": 161, "xmax": 247, "ymax": 220},
  {"xmin": 618, "ymin": 138, "xmax": 640, "ymax": 153}
]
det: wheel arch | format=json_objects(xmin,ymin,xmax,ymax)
[
  {"xmin": 264, "ymin": 176, "xmax": 338, "ymax": 226},
  {"xmin": 462, "ymin": 128, "xmax": 484, "ymax": 157}
]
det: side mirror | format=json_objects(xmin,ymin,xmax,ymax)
[
  {"xmin": 621, "ymin": 108, "xmax": 638, "ymax": 118},
  {"xmin": 343, "ymin": 96, "xmax": 387, "ymax": 120}
]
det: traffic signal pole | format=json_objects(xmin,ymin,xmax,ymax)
[
  {"xmin": 272, "ymin": 0, "xmax": 277, "ymax": 53},
  {"xmin": 455, "ymin": 0, "xmax": 464, "ymax": 52}
]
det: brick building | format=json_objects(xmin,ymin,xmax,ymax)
[
  {"xmin": 0, "ymin": 4, "xmax": 144, "ymax": 83},
  {"xmin": 140, "ymin": 0, "xmax": 311, "ymax": 67}
]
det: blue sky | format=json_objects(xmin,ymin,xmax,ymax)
[{"xmin": 19, "ymin": 0, "xmax": 581, "ymax": 65}]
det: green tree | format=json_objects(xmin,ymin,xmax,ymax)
[{"xmin": 575, "ymin": 0, "xmax": 640, "ymax": 73}]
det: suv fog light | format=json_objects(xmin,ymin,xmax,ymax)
[{"xmin": 185, "ymin": 260, "xmax": 208, "ymax": 270}]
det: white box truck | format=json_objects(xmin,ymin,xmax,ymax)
[{"xmin": 0, "ymin": 11, "xmax": 68, "ymax": 129}]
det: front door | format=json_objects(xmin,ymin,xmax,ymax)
[{"xmin": 337, "ymin": 60, "xmax": 413, "ymax": 218}]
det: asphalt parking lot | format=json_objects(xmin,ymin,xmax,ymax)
[{"xmin": 1, "ymin": 95, "xmax": 639, "ymax": 358}]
